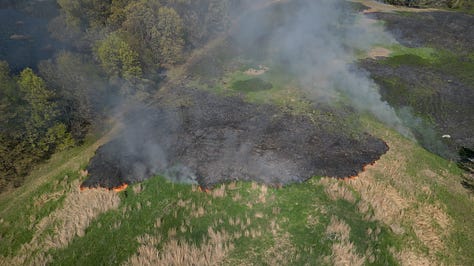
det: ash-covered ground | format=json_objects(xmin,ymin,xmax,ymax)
[
  {"xmin": 360, "ymin": 10, "xmax": 474, "ymax": 158},
  {"xmin": 366, "ymin": 11, "xmax": 474, "ymax": 51},
  {"xmin": 82, "ymin": 88, "xmax": 388, "ymax": 189}
]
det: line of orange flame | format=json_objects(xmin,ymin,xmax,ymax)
[
  {"xmin": 343, "ymin": 161, "xmax": 377, "ymax": 181},
  {"xmin": 80, "ymin": 183, "xmax": 128, "ymax": 192},
  {"xmin": 197, "ymin": 186, "xmax": 211, "ymax": 193}
]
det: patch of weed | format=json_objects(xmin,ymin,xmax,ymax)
[{"xmin": 232, "ymin": 78, "xmax": 273, "ymax": 92}]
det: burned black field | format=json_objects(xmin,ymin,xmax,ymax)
[
  {"xmin": 360, "ymin": 10, "xmax": 474, "ymax": 158},
  {"xmin": 367, "ymin": 11, "xmax": 474, "ymax": 51},
  {"xmin": 82, "ymin": 87, "xmax": 388, "ymax": 189}
]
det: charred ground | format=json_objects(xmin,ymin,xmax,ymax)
[
  {"xmin": 82, "ymin": 87, "xmax": 388, "ymax": 189},
  {"xmin": 367, "ymin": 11, "xmax": 474, "ymax": 51},
  {"xmin": 360, "ymin": 10, "xmax": 474, "ymax": 158}
]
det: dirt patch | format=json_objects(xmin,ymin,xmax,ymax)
[
  {"xmin": 244, "ymin": 65, "xmax": 269, "ymax": 76},
  {"xmin": 82, "ymin": 88, "xmax": 388, "ymax": 189},
  {"xmin": 367, "ymin": 47, "xmax": 392, "ymax": 59}
]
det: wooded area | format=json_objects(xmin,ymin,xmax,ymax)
[{"xmin": 0, "ymin": 0, "xmax": 235, "ymax": 192}]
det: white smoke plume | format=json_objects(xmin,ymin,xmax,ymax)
[{"xmin": 236, "ymin": 0, "xmax": 412, "ymax": 137}]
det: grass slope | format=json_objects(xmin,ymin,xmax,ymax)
[
  {"xmin": 0, "ymin": 116, "xmax": 472, "ymax": 265},
  {"xmin": 1, "ymin": 5, "xmax": 473, "ymax": 265}
]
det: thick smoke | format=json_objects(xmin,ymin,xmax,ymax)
[
  {"xmin": 235, "ymin": 0, "xmax": 412, "ymax": 137},
  {"xmin": 85, "ymin": 0, "xmax": 407, "ymax": 187},
  {"xmin": 100, "ymin": 0, "xmax": 406, "ymax": 185}
]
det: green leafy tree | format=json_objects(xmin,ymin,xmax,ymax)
[
  {"xmin": 57, "ymin": 0, "xmax": 112, "ymax": 29},
  {"xmin": 18, "ymin": 68, "xmax": 58, "ymax": 137},
  {"xmin": 154, "ymin": 7, "xmax": 184, "ymax": 65},
  {"xmin": 0, "ymin": 66, "xmax": 74, "ymax": 191},
  {"xmin": 120, "ymin": 2, "xmax": 184, "ymax": 68},
  {"xmin": 39, "ymin": 52, "xmax": 108, "ymax": 140},
  {"xmin": 96, "ymin": 33, "xmax": 142, "ymax": 80},
  {"xmin": 0, "ymin": 61, "xmax": 18, "ymax": 128}
]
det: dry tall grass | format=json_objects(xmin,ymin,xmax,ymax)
[
  {"xmin": 409, "ymin": 203, "xmax": 451, "ymax": 254},
  {"xmin": 393, "ymin": 249, "xmax": 433, "ymax": 266},
  {"xmin": 344, "ymin": 128, "xmax": 454, "ymax": 263},
  {"xmin": 348, "ymin": 175, "xmax": 408, "ymax": 226},
  {"xmin": 42, "ymin": 183, "xmax": 121, "ymax": 249},
  {"xmin": 212, "ymin": 184, "xmax": 226, "ymax": 198},
  {"xmin": 264, "ymin": 231, "xmax": 297, "ymax": 265},
  {"xmin": 263, "ymin": 216, "xmax": 297, "ymax": 265},
  {"xmin": 320, "ymin": 178, "xmax": 356, "ymax": 203},
  {"xmin": 2, "ymin": 180, "xmax": 120, "ymax": 265},
  {"xmin": 126, "ymin": 227, "xmax": 234, "ymax": 266},
  {"xmin": 258, "ymin": 184, "xmax": 268, "ymax": 203},
  {"xmin": 326, "ymin": 216, "xmax": 365, "ymax": 266}
]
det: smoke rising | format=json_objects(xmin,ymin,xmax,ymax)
[
  {"xmin": 1, "ymin": 1, "xmax": 415, "ymax": 190},
  {"xmin": 235, "ymin": 0, "xmax": 412, "ymax": 137},
  {"xmin": 84, "ymin": 0, "xmax": 403, "ymax": 188}
]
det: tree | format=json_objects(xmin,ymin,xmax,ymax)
[
  {"xmin": 18, "ymin": 68, "xmax": 58, "ymax": 136},
  {"xmin": 0, "ymin": 61, "xmax": 17, "ymax": 128},
  {"xmin": 96, "ymin": 33, "xmax": 142, "ymax": 80},
  {"xmin": 57, "ymin": 0, "xmax": 113, "ymax": 29},
  {"xmin": 119, "ymin": 2, "xmax": 185, "ymax": 68},
  {"xmin": 205, "ymin": 0, "xmax": 231, "ymax": 36},
  {"xmin": 154, "ymin": 7, "xmax": 184, "ymax": 65},
  {"xmin": 0, "ymin": 66, "xmax": 74, "ymax": 191},
  {"xmin": 38, "ymin": 52, "xmax": 108, "ymax": 140}
]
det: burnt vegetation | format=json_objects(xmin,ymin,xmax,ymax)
[
  {"xmin": 83, "ymin": 88, "xmax": 389, "ymax": 189},
  {"xmin": 360, "ymin": 10, "xmax": 474, "ymax": 159}
]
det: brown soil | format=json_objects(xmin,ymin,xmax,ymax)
[{"xmin": 367, "ymin": 47, "xmax": 392, "ymax": 59}]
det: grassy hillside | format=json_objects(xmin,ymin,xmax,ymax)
[
  {"xmin": 1, "ymin": 2, "xmax": 473, "ymax": 265},
  {"xmin": 0, "ymin": 115, "xmax": 472, "ymax": 265}
]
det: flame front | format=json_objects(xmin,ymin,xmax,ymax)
[
  {"xmin": 343, "ymin": 161, "xmax": 377, "ymax": 181},
  {"xmin": 80, "ymin": 183, "xmax": 128, "ymax": 192},
  {"xmin": 113, "ymin": 184, "xmax": 128, "ymax": 192}
]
